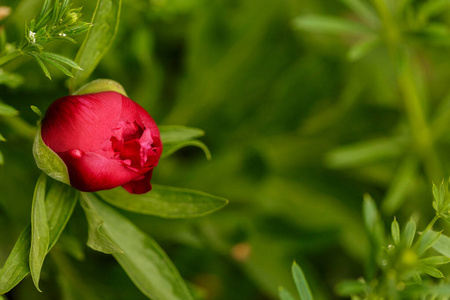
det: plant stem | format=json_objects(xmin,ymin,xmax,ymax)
[
  {"xmin": 372, "ymin": 0, "xmax": 443, "ymax": 183},
  {"xmin": 0, "ymin": 50, "xmax": 21, "ymax": 67}
]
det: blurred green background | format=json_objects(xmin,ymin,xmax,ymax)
[{"xmin": 2, "ymin": 0, "xmax": 450, "ymax": 299}]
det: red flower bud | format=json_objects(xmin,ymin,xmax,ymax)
[{"xmin": 40, "ymin": 91, "xmax": 162, "ymax": 194}]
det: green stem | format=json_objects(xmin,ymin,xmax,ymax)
[
  {"xmin": 372, "ymin": 0, "xmax": 443, "ymax": 182},
  {"xmin": 0, "ymin": 50, "xmax": 21, "ymax": 67}
]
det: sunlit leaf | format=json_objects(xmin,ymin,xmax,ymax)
[
  {"xmin": 292, "ymin": 262, "xmax": 313, "ymax": 300},
  {"xmin": 293, "ymin": 15, "xmax": 371, "ymax": 35},
  {"xmin": 404, "ymin": 218, "xmax": 416, "ymax": 248},
  {"xmin": 80, "ymin": 193, "xmax": 195, "ymax": 300},
  {"xmin": 0, "ymin": 102, "xmax": 18, "ymax": 116},
  {"xmin": 334, "ymin": 279, "xmax": 365, "ymax": 296},
  {"xmin": 279, "ymin": 286, "xmax": 296, "ymax": 300},
  {"xmin": 433, "ymin": 233, "xmax": 450, "ymax": 257},
  {"xmin": 417, "ymin": 264, "xmax": 444, "ymax": 278},
  {"xmin": 97, "ymin": 184, "xmax": 228, "ymax": 218},
  {"xmin": 415, "ymin": 230, "xmax": 441, "ymax": 256},
  {"xmin": 29, "ymin": 173, "xmax": 49, "ymax": 292},
  {"xmin": 391, "ymin": 218, "xmax": 400, "ymax": 246},
  {"xmin": 419, "ymin": 256, "xmax": 450, "ymax": 265}
]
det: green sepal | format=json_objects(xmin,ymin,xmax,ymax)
[
  {"xmin": 72, "ymin": 79, "xmax": 127, "ymax": 96},
  {"xmin": 32, "ymin": 126, "xmax": 70, "ymax": 185}
]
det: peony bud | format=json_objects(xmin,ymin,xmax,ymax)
[{"xmin": 34, "ymin": 91, "xmax": 162, "ymax": 194}]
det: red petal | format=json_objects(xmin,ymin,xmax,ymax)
[
  {"xmin": 58, "ymin": 150, "xmax": 139, "ymax": 192},
  {"xmin": 41, "ymin": 92, "xmax": 122, "ymax": 154},
  {"xmin": 122, "ymin": 170, "xmax": 153, "ymax": 194}
]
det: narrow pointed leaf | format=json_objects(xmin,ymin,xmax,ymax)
[
  {"xmin": 293, "ymin": 15, "xmax": 371, "ymax": 35},
  {"xmin": 0, "ymin": 103, "xmax": 18, "ymax": 116},
  {"xmin": 97, "ymin": 184, "xmax": 228, "ymax": 218},
  {"xmin": 404, "ymin": 218, "xmax": 416, "ymax": 248},
  {"xmin": 159, "ymin": 126, "xmax": 205, "ymax": 143},
  {"xmin": 28, "ymin": 53, "xmax": 51, "ymax": 80},
  {"xmin": 292, "ymin": 262, "xmax": 314, "ymax": 300},
  {"xmin": 419, "ymin": 256, "xmax": 450, "ymax": 265},
  {"xmin": 433, "ymin": 233, "xmax": 450, "ymax": 257},
  {"xmin": 162, "ymin": 140, "xmax": 211, "ymax": 159},
  {"xmin": 417, "ymin": 265, "xmax": 444, "ymax": 278},
  {"xmin": 279, "ymin": 286, "xmax": 296, "ymax": 300},
  {"xmin": 39, "ymin": 55, "xmax": 74, "ymax": 78},
  {"xmin": 0, "ymin": 225, "xmax": 31, "ymax": 294},
  {"xmin": 391, "ymin": 218, "xmax": 400, "ymax": 246},
  {"xmin": 30, "ymin": 174, "xmax": 49, "ymax": 292},
  {"xmin": 415, "ymin": 230, "xmax": 441, "ymax": 256},
  {"xmin": 81, "ymin": 193, "xmax": 195, "ymax": 300},
  {"xmin": 40, "ymin": 52, "xmax": 83, "ymax": 70},
  {"xmin": 70, "ymin": 0, "xmax": 122, "ymax": 91}
]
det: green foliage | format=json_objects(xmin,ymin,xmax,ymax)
[
  {"xmin": 70, "ymin": 0, "xmax": 121, "ymax": 91},
  {"xmin": 81, "ymin": 193, "xmax": 195, "ymax": 300},
  {"xmin": 97, "ymin": 185, "xmax": 228, "ymax": 218},
  {"xmin": 335, "ymin": 180, "xmax": 450, "ymax": 299}
]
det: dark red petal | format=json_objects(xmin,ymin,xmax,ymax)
[
  {"xmin": 122, "ymin": 169, "xmax": 153, "ymax": 194},
  {"xmin": 41, "ymin": 92, "xmax": 122, "ymax": 154},
  {"xmin": 58, "ymin": 150, "xmax": 139, "ymax": 192}
]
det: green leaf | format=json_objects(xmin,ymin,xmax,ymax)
[
  {"xmin": 30, "ymin": 173, "xmax": 49, "ymax": 292},
  {"xmin": 419, "ymin": 256, "xmax": 450, "ymax": 265},
  {"xmin": 292, "ymin": 15, "xmax": 371, "ymax": 35},
  {"xmin": 40, "ymin": 52, "xmax": 83, "ymax": 70},
  {"xmin": 80, "ymin": 193, "xmax": 195, "ymax": 300},
  {"xmin": 0, "ymin": 102, "xmax": 18, "ymax": 116},
  {"xmin": 0, "ymin": 225, "xmax": 31, "ymax": 294},
  {"xmin": 97, "ymin": 184, "xmax": 228, "ymax": 218},
  {"xmin": 417, "ymin": 264, "xmax": 444, "ymax": 278},
  {"xmin": 46, "ymin": 182, "xmax": 78, "ymax": 250},
  {"xmin": 279, "ymin": 286, "xmax": 296, "ymax": 300},
  {"xmin": 0, "ymin": 150, "xmax": 3, "ymax": 165},
  {"xmin": 72, "ymin": 78, "xmax": 127, "ymax": 96},
  {"xmin": 340, "ymin": 0, "xmax": 378, "ymax": 25},
  {"xmin": 80, "ymin": 194, "xmax": 123, "ymax": 254},
  {"xmin": 418, "ymin": 0, "xmax": 450, "ymax": 23},
  {"xmin": 38, "ymin": 54, "xmax": 74, "ymax": 78},
  {"xmin": 0, "ymin": 133, "xmax": 4, "ymax": 142},
  {"xmin": 415, "ymin": 230, "xmax": 441, "ymax": 256},
  {"xmin": 391, "ymin": 217, "xmax": 400, "ymax": 246},
  {"xmin": 325, "ymin": 138, "xmax": 405, "ymax": 169},
  {"xmin": 162, "ymin": 139, "xmax": 211, "ymax": 159},
  {"xmin": 31, "ymin": 106, "xmax": 43, "ymax": 119},
  {"xmin": 159, "ymin": 126, "xmax": 205, "ymax": 144},
  {"xmin": 292, "ymin": 262, "xmax": 313, "ymax": 300},
  {"xmin": 33, "ymin": 126, "xmax": 70, "ymax": 185},
  {"xmin": 0, "ymin": 180, "xmax": 77, "ymax": 293},
  {"xmin": 28, "ymin": 52, "xmax": 52, "ymax": 80},
  {"xmin": 432, "ymin": 233, "xmax": 450, "ymax": 257},
  {"xmin": 70, "ymin": 0, "xmax": 122, "ymax": 91},
  {"xmin": 404, "ymin": 218, "xmax": 416, "ymax": 248},
  {"xmin": 347, "ymin": 36, "xmax": 379, "ymax": 61},
  {"xmin": 334, "ymin": 280, "xmax": 365, "ymax": 296}
]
